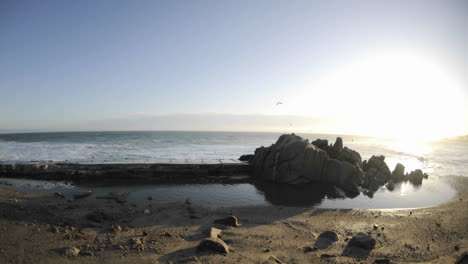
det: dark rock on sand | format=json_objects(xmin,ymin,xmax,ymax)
[
  {"xmin": 214, "ymin": 216, "xmax": 239, "ymax": 227},
  {"xmin": 314, "ymin": 231, "xmax": 339, "ymax": 249},
  {"xmin": 343, "ymin": 232, "xmax": 376, "ymax": 258},
  {"xmin": 457, "ymin": 252, "xmax": 468, "ymax": 264},
  {"xmin": 197, "ymin": 238, "xmax": 229, "ymax": 254}
]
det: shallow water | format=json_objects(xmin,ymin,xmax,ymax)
[{"xmin": 0, "ymin": 176, "xmax": 456, "ymax": 209}]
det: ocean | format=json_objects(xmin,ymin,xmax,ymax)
[
  {"xmin": 0, "ymin": 131, "xmax": 466, "ymax": 178},
  {"xmin": 0, "ymin": 131, "xmax": 466, "ymax": 208}
]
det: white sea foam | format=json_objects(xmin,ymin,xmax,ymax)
[{"xmin": 0, "ymin": 132, "xmax": 466, "ymax": 177}]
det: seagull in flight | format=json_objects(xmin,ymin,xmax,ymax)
[{"xmin": 275, "ymin": 101, "xmax": 283, "ymax": 106}]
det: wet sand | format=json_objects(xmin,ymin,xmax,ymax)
[{"xmin": 0, "ymin": 176, "xmax": 466, "ymax": 264}]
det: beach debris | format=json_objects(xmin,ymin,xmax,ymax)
[
  {"xmin": 60, "ymin": 246, "xmax": 80, "ymax": 257},
  {"xmin": 160, "ymin": 231, "xmax": 172, "ymax": 237},
  {"xmin": 144, "ymin": 208, "xmax": 151, "ymax": 215},
  {"xmin": 267, "ymin": 255, "xmax": 285, "ymax": 263},
  {"xmin": 314, "ymin": 231, "xmax": 339, "ymax": 250},
  {"xmin": 373, "ymin": 224, "xmax": 379, "ymax": 230},
  {"xmin": 111, "ymin": 225, "xmax": 122, "ymax": 233},
  {"xmin": 49, "ymin": 226, "xmax": 60, "ymax": 233},
  {"xmin": 214, "ymin": 215, "xmax": 239, "ymax": 227},
  {"xmin": 73, "ymin": 191, "xmax": 92, "ymax": 200},
  {"xmin": 343, "ymin": 232, "xmax": 376, "ymax": 258},
  {"xmin": 197, "ymin": 238, "xmax": 229, "ymax": 254},
  {"xmin": 129, "ymin": 238, "xmax": 145, "ymax": 251},
  {"xmin": 185, "ymin": 198, "xmax": 192, "ymax": 205}
]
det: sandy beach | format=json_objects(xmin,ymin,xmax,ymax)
[{"xmin": 0, "ymin": 176, "xmax": 466, "ymax": 264}]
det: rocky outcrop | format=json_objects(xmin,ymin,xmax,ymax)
[
  {"xmin": 250, "ymin": 134, "xmax": 428, "ymax": 195},
  {"xmin": 391, "ymin": 163, "xmax": 405, "ymax": 182},
  {"xmin": 251, "ymin": 134, "xmax": 362, "ymax": 194}
]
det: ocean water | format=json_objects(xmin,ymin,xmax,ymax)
[
  {"xmin": 0, "ymin": 131, "xmax": 466, "ymax": 208},
  {"xmin": 0, "ymin": 131, "xmax": 466, "ymax": 178}
]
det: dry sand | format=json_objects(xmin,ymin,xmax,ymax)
[{"xmin": 0, "ymin": 176, "xmax": 466, "ymax": 264}]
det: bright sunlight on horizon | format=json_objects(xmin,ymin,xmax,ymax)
[{"xmin": 280, "ymin": 50, "xmax": 466, "ymax": 140}]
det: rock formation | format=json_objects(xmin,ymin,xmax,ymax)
[
  {"xmin": 251, "ymin": 134, "xmax": 362, "ymax": 195},
  {"xmin": 247, "ymin": 134, "xmax": 428, "ymax": 195}
]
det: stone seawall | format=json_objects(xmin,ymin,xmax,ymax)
[{"xmin": 0, "ymin": 162, "xmax": 253, "ymax": 183}]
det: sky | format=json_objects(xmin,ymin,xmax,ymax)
[{"xmin": 1, "ymin": 0, "xmax": 467, "ymax": 139}]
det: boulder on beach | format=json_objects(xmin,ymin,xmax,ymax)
[
  {"xmin": 315, "ymin": 231, "xmax": 339, "ymax": 249},
  {"xmin": 197, "ymin": 238, "xmax": 229, "ymax": 254},
  {"xmin": 342, "ymin": 233, "xmax": 376, "ymax": 258}
]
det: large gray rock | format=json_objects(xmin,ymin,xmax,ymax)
[{"xmin": 251, "ymin": 134, "xmax": 362, "ymax": 193}]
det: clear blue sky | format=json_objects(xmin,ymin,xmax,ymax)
[{"xmin": 1, "ymin": 0, "xmax": 467, "ymax": 137}]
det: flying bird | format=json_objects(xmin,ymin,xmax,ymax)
[{"xmin": 275, "ymin": 101, "xmax": 283, "ymax": 106}]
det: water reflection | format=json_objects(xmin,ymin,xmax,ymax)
[
  {"xmin": 254, "ymin": 181, "xmax": 357, "ymax": 207},
  {"xmin": 0, "ymin": 176, "xmax": 456, "ymax": 209}
]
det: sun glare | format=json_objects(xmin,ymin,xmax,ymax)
[{"xmin": 289, "ymin": 51, "xmax": 466, "ymax": 140}]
